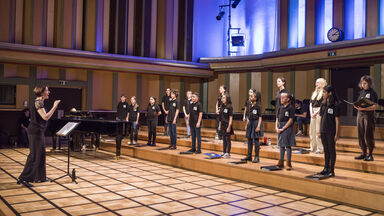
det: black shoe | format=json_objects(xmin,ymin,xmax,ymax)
[
  {"xmin": 16, "ymin": 178, "xmax": 22, "ymax": 184},
  {"xmin": 169, "ymin": 146, "xmax": 176, "ymax": 150},
  {"xmin": 364, "ymin": 155, "xmax": 374, "ymax": 161},
  {"xmin": 146, "ymin": 142, "xmax": 151, "ymax": 146},
  {"xmin": 195, "ymin": 150, "xmax": 202, "ymax": 154},
  {"xmin": 317, "ymin": 168, "xmax": 328, "ymax": 175},
  {"xmin": 354, "ymin": 154, "xmax": 365, "ymax": 160},
  {"xmin": 187, "ymin": 149, "xmax": 196, "ymax": 153},
  {"xmin": 252, "ymin": 157, "xmax": 260, "ymax": 163},
  {"xmin": 324, "ymin": 170, "xmax": 335, "ymax": 178},
  {"xmin": 241, "ymin": 156, "xmax": 252, "ymax": 162},
  {"xmin": 151, "ymin": 143, "xmax": 156, "ymax": 147}
]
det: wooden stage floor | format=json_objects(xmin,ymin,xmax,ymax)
[{"xmin": 0, "ymin": 148, "xmax": 382, "ymax": 216}]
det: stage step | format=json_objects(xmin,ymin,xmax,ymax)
[
  {"xmin": 97, "ymin": 139, "xmax": 384, "ymax": 213},
  {"xmin": 176, "ymin": 119, "xmax": 384, "ymax": 140},
  {"xmin": 136, "ymin": 131, "xmax": 384, "ymax": 174},
  {"xmin": 141, "ymin": 126, "xmax": 384, "ymax": 155}
]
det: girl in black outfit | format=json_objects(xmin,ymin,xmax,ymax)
[
  {"xmin": 18, "ymin": 86, "xmax": 60, "ymax": 187},
  {"xmin": 276, "ymin": 93, "xmax": 296, "ymax": 170},
  {"xmin": 242, "ymin": 90, "xmax": 263, "ymax": 163},
  {"xmin": 218, "ymin": 93, "xmax": 234, "ymax": 158},
  {"xmin": 116, "ymin": 94, "xmax": 129, "ymax": 136},
  {"xmin": 317, "ymin": 85, "xmax": 340, "ymax": 177},
  {"xmin": 354, "ymin": 75, "xmax": 378, "ymax": 161},
  {"xmin": 161, "ymin": 88, "xmax": 172, "ymax": 136},
  {"xmin": 215, "ymin": 85, "xmax": 227, "ymax": 140},
  {"xmin": 128, "ymin": 96, "xmax": 140, "ymax": 145},
  {"xmin": 146, "ymin": 96, "xmax": 161, "ymax": 146}
]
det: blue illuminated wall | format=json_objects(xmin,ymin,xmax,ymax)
[
  {"xmin": 193, "ymin": 0, "xmax": 278, "ymax": 60},
  {"xmin": 344, "ymin": 0, "xmax": 366, "ymax": 40},
  {"xmin": 288, "ymin": 0, "xmax": 306, "ymax": 48},
  {"xmin": 380, "ymin": 0, "xmax": 384, "ymax": 35}
]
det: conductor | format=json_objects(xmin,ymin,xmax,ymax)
[{"xmin": 17, "ymin": 86, "xmax": 60, "ymax": 187}]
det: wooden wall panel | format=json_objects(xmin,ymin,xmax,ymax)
[
  {"xmin": 16, "ymin": 84, "xmax": 29, "ymax": 109},
  {"xmin": 66, "ymin": 69, "xmax": 87, "ymax": 81},
  {"xmin": 62, "ymin": 0, "xmax": 74, "ymax": 49},
  {"xmin": 92, "ymin": 70, "xmax": 113, "ymax": 110},
  {"xmin": 32, "ymin": 0, "xmax": 44, "ymax": 46},
  {"xmin": 0, "ymin": 0, "xmax": 11, "ymax": 42},
  {"xmin": 156, "ymin": 0, "xmax": 166, "ymax": 59},
  {"xmin": 46, "ymin": 0, "xmax": 55, "ymax": 47},
  {"xmin": 36, "ymin": 66, "xmax": 60, "ymax": 80},
  {"xmin": 4, "ymin": 64, "xmax": 29, "ymax": 78},
  {"xmin": 295, "ymin": 70, "xmax": 314, "ymax": 100},
  {"xmin": 382, "ymin": 64, "xmax": 384, "ymax": 98},
  {"xmin": 207, "ymin": 74, "xmax": 219, "ymax": 113},
  {"xmin": 238, "ymin": 72, "xmax": 248, "ymax": 112},
  {"xmin": 366, "ymin": 0, "xmax": 379, "ymax": 37},
  {"xmin": 117, "ymin": 72, "xmax": 137, "ymax": 103},
  {"xmin": 260, "ymin": 72, "xmax": 269, "ymax": 112},
  {"xmin": 102, "ymin": 0, "xmax": 110, "ymax": 53},
  {"xmin": 84, "ymin": 0, "xmax": 97, "ymax": 52},
  {"xmin": 74, "ymin": 0, "xmax": 84, "ymax": 50},
  {"xmin": 230, "ymin": 73, "xmax": 240, "ymax": 112},
  {"xmin": 280, "ymin": 0, "xmax": 289, "ymax": 50},
  {"xmin": 15, "ymin": 0, "xmax": 24, "ymax": 43},
  {"xmin": 305, "ymin": 0, "xmax": 315, "ymax": 46},
  {"xmin": 333, "ymin": 0, "xmax": 344, "ymax": 30},
  {"xmin": 23, "ymin": 0, "xmax": 33, "ymax": 45}
]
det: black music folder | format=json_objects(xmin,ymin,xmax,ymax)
[
  {"xmin": 260, "ymin": 166, "xmax": 282, "ymax": 171},
  {"xmin": 305, "ymin": 174, "xmax": 331, "ymax": 180},
  {"xmin": 343, "ymin": 98, "xmax": 376, "ymax": 108}
]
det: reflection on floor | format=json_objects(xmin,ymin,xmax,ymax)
[{"xmin": 0, "ymin": 148, "xmax": 380, "ymax": 216}]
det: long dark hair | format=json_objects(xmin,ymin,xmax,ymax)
[
  {"xmin": 252, "ymin": 90, "xmax": 262, "ymax": 106},
  {"xmin": 222, "ymin": 93, "xmax": 232, "ymax": 106},
  {"xmin": 323, "ymin": 85, "xmax": 339, "ymax": 106},
  {"xmin": 219, "ymin": 85, "xmax": 227, "ymax": 98},
  {"xmin": 148, "ymin": 96, "xmax": 156, "ymax": 107}
]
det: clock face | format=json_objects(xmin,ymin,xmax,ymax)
[{"xmin": 327, "ymin": 27, "xmax": 342, "ymax": 42}]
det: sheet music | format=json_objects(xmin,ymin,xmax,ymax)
[
  {"xmin": 56, "ymin": 122, "xmax": 80, "ymax": 137},
  {"xmin": 343, "ymin": 99, "xmax": 354, "ymax": 105}
]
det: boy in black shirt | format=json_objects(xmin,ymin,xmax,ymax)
[
  {"xmin": 295, "ymin": 100, "xmax": 310, "ymax": 136},
  {"xmin": 317, "ymin": 85, "xmax": 340, "ymax": 177},
  {"xmin": 167, "ymin": 89, "xmax": 179, "ymax": 149},
  {"xmin": 354, "ymin": 75, "xmax": 378, "ymax": 161},
  {"xmin": 128, "ymin": 96, "xmax": 140, "ymax": 145},
  {"xmin": 146, "ymin": 96, "xmax": 161, "ymax": 146},
  {"xmin": 276, "ymin": 93, "xmax": 296, "ymax": 170},
  {"xmin": 162, "ymin": 88, "xmax": 172, "ymax": 136},
  {"xmin": 19, "ymin": 108, "xmax": 30, "ymax": 147},
  {"xmin": 183, "ymin": 91, "xmax": 193, "ymax": 138},
  {"xmin": 187, "ymin": 92, "xmax": 203, "ymax": 154},
  {"xmin": 116, "ymin": 94, "xmax": 129, "ymax": 136}
]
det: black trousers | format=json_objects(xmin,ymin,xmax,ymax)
[
  {"xmin": 320, "ymin": 133, "xmax": 336, "ymax": 171},
  {"xmin": 222, "ymin": 134, "xmax": 231, "ymax": 154},
  {"xmin": 147, "ymin": 119, "xmax": 157, "ymax": 144},
  {"xmin": 247, "ymin": 137, "xmax": 259, "ymax": 157},
  {"xmin": 357, "ymin": 112, "xmax": 375, "ymax": 155}
]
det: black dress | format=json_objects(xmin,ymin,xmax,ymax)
[{"xmin": 19, "ymin": 99, "xmax": 47, "ymax": 182}]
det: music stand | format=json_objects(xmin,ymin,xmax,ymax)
[{"xmin": 52, "ymin": 122, "xmax": 80, "ymax": 184}]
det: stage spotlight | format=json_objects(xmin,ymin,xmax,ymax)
[
  {"xmin": 232, "ymin": 0, "xmax": 241, "ymax": 8},
  {"xmin": 216, "ymin": 11, "xmax": 225, "ymax": 20}
]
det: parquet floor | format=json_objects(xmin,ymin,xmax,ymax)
[{"xmin": 0, "ymin": 148, "xmax": 381, "ymax": 216}]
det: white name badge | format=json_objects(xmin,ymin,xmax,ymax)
[
  {"xmin": 285, "ymin": 111, "xmax": 289, "ymax": 117},
  {"xmin": 169, "ymin": 98, "xmax": 172, "ymax": 101},
  {"xmin": 327, "ymin": 108, "xmax": 334, "ymax": 114},
  {"xmin": 123, "ymin": 105, "xmax": 126, "ymax": 108},
  {"xmin": 152, "ymin": 106, "xmax": 155, "ymax": 110},
  {"xmin": 193, "ymin": 106, "xmax": 197, "ymax": 111},
  {"xmin": 224, "ymin": 109, "xmax": 228, "ymax": 113},
  {"xmin": 173, "ymin": 103, "xmax": 176, "ymax": 107},
  {"xmin": 134, "ymin": 109, "xmax": 137, "ymax": 111},
  {"xmin": 366, "ymin": 93, "xmax": 370, "ymax": 99},
  {"xmin": 253, "ymin": 110, "xmax": 257, "ymax": 114}
]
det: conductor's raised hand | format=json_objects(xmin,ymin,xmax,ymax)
[{"xmin": 54, "ymin": 100, "xmax": 61, "ymax": 107}]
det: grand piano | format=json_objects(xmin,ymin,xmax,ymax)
[{"xmin": 47, "ymin": 111, "xmax": 126, "ymax": 157}]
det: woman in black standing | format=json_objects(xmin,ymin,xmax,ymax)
[
  {"xmin": 354, "ymin": 75, "xmax": 378, "ymax": 161},
  {"xmin": 275, "ymin": 77, "xmax": 290, "ymax": 114},
  {"xmin": 317, "ymin": 85, "xmax": 340, "ymax": 177},
  {"xmin": 18, "ymin": 86, "xmax": 60, "ymax": 187},
  {"xmin": 146, "ymin": 96, "xmax": 161, "ymax": 146},
  {"xmin": 128, "ymin": 96, "xmax": 140, "ymax": 145},
  {"xmin": 215, "ymin": 85, "xmax": 227, "ymax": 140}
]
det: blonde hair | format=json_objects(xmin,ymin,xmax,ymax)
[
  {"xmin": 311, "ymin": 78, "xmax": 327, "ymax": 100},
  {"xmin": 131, "ymin": 96, "xmax": 139, "ymax": 109}
]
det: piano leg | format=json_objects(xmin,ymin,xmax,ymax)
[{"xmin": 116, "ymin": 136, "xmax": 122, "ymax": 159}]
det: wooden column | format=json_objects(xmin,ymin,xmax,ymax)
[
  {"xmin": 333, "ymin": 0, "xmax": 344, "ymax": 30},
  {"xmin": 305, "ymin": 0, "xmax": 315, "ymax": 46},
  {"xmin": 280, "ymin": 0, "xmax": 289, "ymax": 50},
  {"xmin": 366, "ymin": 0, "xmax": 379, "ymax": 37}
]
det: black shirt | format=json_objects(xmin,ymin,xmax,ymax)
[
  {"xmin": 183, "ymin": 98, "xmax": 192, "ymax": 115},
  {"xmin": 217, "ymin": 96, "xmax": 223, "ymax": 110},
  {"xmin": 147, "ymin": 104, "xmax": 161, "ymax": 121},
  {"xmin": 219, "ymin": 104, "xmax": 233, "ymax": 124},
  {"xmin": 162, "ymin": 95, "xmax": 171, "ymax": 111},
  {"xmin": 247, "ymin": 103, "xmax": 262, "ymax": 121},
  {"xmin": 244, "ymin": 100, "xmax": 251, "ymax": 116},
  {"xmin": 117, "ymin": 101, "xmax": 129, "ymax": 120},
  {"xmin": 167, "ymin": 99, "xmax": 179, "ymax": 122},
  {"xmin": 295, "ymin": 104, "xmax": 309, "ymax": 118},
  {"xmin": 275, "ymin": 88, "xmax": 290, "ymax": 113},
  {"xmin": 29, "ymin": 99, "xmax": 47, "ymax": 134},
  {"xmin": 189, "ymin": 101, "xmax": 203, "ymax": 127},
  {"xmin": 358, "ymin": 88, "xmax": 378, "ymax": 114},
  {"xmin": 320, "ymin": 102, "xmax": 340, "ymax": 134},
  {"xmin": 128, "ymin": 104, "xmax": 140, "ymax": 122},
  {"xmin": 277, "ymin": 103, "xmax": 295, "ymax": 123},
  {"xmin": 19, "ymin": 115, "xmax": 30, "ymax": 128}
]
